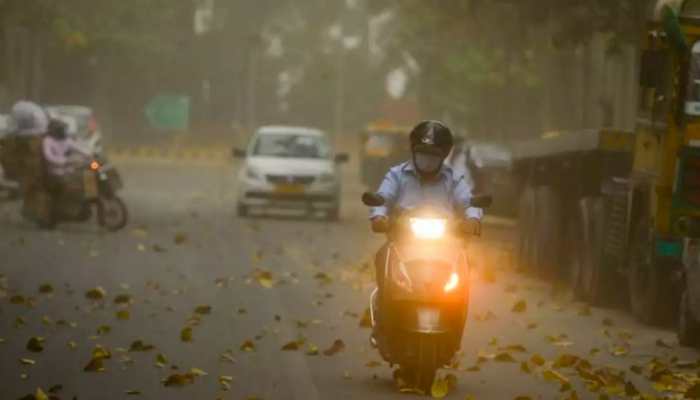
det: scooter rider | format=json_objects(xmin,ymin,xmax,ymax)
[
  {"xmin": 369, "ymin": 120, "xmax": 483, "ymax": 343},
  {"xmin": 42, "ymin": 118, "xmax": 91, "ymax": 228}
]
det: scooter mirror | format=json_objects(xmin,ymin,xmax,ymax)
[
  {"xmin": 362, "ymin": 192, "xmax": 385, "ymax": 207},
  {"xmin": 470, "ymin": 194, "xmax": 493, "ymax": 208}
]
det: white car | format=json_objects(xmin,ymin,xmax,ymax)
[{"xmin": 234, "ymin": 126, "xmax": 348, "ymax": 220}]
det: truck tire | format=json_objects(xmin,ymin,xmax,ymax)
[
  {"xmin": 628, "ymin": 218, "xmax": 663, "ymax": 324},
  {"xmin": 579, "ymin": 197, "xmax": 614, "ymax": 305},
  {"xmin": 678, "ymin": 286, "xmax": 700, "ymax": 347},
  {"xmin": 517, "ymin": 186, "xmax": 537, "ymax": 272},
  {"xmin": 534, "ymin": 186, "xmax": 563, "ymax": 279}
]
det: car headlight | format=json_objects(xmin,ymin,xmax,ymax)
[
  {"xmin": 409, "ymin": 218, "xmax": 447, "ymax": 240},
  {"xmin": 318, "ymin": 172, "xmax": 336, "ymax": 184},
  {"xmin": 246, "ymin": 167, "xmax": 263, "ymax": 181}
]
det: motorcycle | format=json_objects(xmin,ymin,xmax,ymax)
[
  {"xmin": 362, "ymin": 192, "xmax": 491, "ymax": 393},
  {"xmin": 43, "ymin": 156, "xmax": 128, "ymax": 231}
]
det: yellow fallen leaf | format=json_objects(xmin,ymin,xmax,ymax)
[
  {"xmin": 520, "ymin": 361, "xmax": 532, "ymax": 374},
  {"xmin": 365, "ymin": 360, "xmax": 381, "ymax": 368},
  {"xmin": 116, "ymin": 310, "xmax": 130, "ymax": 320},
  {"xmin": 542, "ymin": 369, "xmax": 570, "ymax": 384},
  {"xmin": 163, "ymin": 372, "xmax": 195, "ymax": 387},
  {"xmin": 281, "ymin": 341, "xmax": 300, "ymax": 351},
  {"xmin": 26, "ymin": 337, "xmax": 44, "ymax": 352},
  {"xmin": 306, "ymin": 343, "xmax": 319, "ymax": 356},
  {"xmin": 180, "ymin": 327, "xmax": 193, "ymax": 342},
  {"xmin": 240, "ymin": 340, "xmax": 256, "ymax": 352},
  {"xmin": 431, "ymin": 375, "xmax": 449, "ymax": 398},
  {"xmin": 189, "ymin": 367, "xmax": 207, "ymax": 377},
  {"xmin": 495, "ymin": 352, "xmax": 517, "ymax": 362},
  {"xmin": 553, "ymin": 354, "xmax": 579, "ymax": 368},
  {"xmin": 530, "ymin": 354, "xmax": 545, "ymax": 366},
  {"xmin": 512, "ymin": 300, "xmax": 527, "ymax": 313},
  {"xmin": 85, "ymin": 287, "xmax": 107, "ymax": 300},
  {"xmin": 35, "ymin": 388, "xmax": 49, "ymax": 400}
]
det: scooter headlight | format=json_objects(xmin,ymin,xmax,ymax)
[
  {"xmin": 443, "ymin": 272, "xmax": 459, "ymax": 292},
  {"xmin": 409, "ymin": 218, "xmax": 447, "ymax": 240}
]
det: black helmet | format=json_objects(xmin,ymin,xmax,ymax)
[
  {"xmin": 48, "ymin": 118, "xmax": 68, "ymax": 139},
  {"xmin": 409, "ymin": 120, "xmax": 454, "ymax": 157}
]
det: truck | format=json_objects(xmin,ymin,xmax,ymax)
[{"xmin": 515, "ymin": 0, "xmax": 700, "ymax": 341}]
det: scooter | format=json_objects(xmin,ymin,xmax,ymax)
[
  {"xmin": 43, "ymin": 156, "xmax": 128, "ymax": 231},
  {"xmin": 362, "ymin": 192, "xmax": 491, "ymax": 393}
]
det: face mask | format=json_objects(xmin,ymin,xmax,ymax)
[{"xmin": 414, "ymin": 152, "xmax": 443, "ymax": 175}]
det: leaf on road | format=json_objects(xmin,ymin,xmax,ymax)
[
  {"xmin": 358, "ymin": 308, "xmax": 372, "ymax": 328},
  {"xmin": 174, "ymin": 232, "xmax": 188, "ymax": 245},
  {"xmin": 194, "ymin": 305, "xmax": 212, "ymax": 315},
  {"xmin": 96, "ymin": 325, "xmax": 111, "ymax": 336},
  {"xmin": 38, "ymin": 284, "xmax": 54, "ymax": 294},
  {"xmin": 281, "ymin": 341, "xmax": 300, "ymax": 351},
  {"xmin": 10, "ymin": 295, "xmax": 26, "ymax": 304},
  {"xmin": 26, "ymin": 337, "xmax": 44, "ymax": 352},
  {"xmin": 85, "ymin": 287, "xmax": 107, "ymax": 301},
  {"xmin": 512, "ymin": 300, "xmax": 527, "ymax": 313},
  {"xmin": 520, "ymin": 361, "xmax": 532, "ymax": 374},
  {"xmin": 155, "ymin": 353, "xmax": 168, "ymax": 368},
  {"xmin": 219, "ymin": 349, "xmax": 236, "ymax": 364},
  {"xmin": 553, "ymin": 354, "xmax": 579, "ymax": 369},
  {"xmin": 114, "ymin": 294, "xmax": 132, "ymax": 305},
  {"xmin": 116, "ymin": 310, "xmax": 131, "ymax": 320},
  {"xmin": 313, "ymin": 272, "xmax": 333, "ymax": 285},
  {"xmin": 189, "ymin": 367, "xmax": 207, "ymax": 377},
  {"xmin": 430, "ymin": 375, "xmax": 450, "ymax": 398},
  {"xmin": 163, "ymin": 372, "xmax": 195, "ymax": 387},
  {"xmin": 322, "ymin": 339, "xmax": 345, "ymax": 356},
  {"xmin": 542, "ymin": 369, "xmax": 570, "ymax": 384},
  {"xmin": 495, "ymin": 352, "xmax": 517, "ymax": 362},
  {"xmin": 601, "ymin": 318, "xmax": 614, "ymax": 327},
  {"xmin": 129, "ymin": 340, "xmax": 155, "ymax": 352},
  {"xmin": 365, "ymin": 360, "xmax": 381, "ymax": 368},
  {"xmin": 240, "ymin": 340, "xmax": 256, "ymax": 352},
  {"xmin": 19, "ymin": 358, "xmax": 36, "ymax": 365},
  {"xmin": 84, "ymin": 345, "xmax": 111, "ymax": 372},
  {"xmin": 254, "ymin": 270, "xmax": 274, "ymax": 288},
  {"xmin": 530, "ymin": 354, "xmax": 546, "ymax": 366},
  {"xmin": 180, "ymin": 327, "xmax": 193, "ymax": 343},
  {"xmin": 655, "ymin": 338, "xmax": 674, "ymax": 349},
  {"xmin": 125, "ymin": 389, "xmax": 141, "ymax": 395},
  {"xmin": 305, "ymin": 343, "xmax": 319, "ymax": 356},
  {"xmin": 500, "ymin": 344, "xmax": 528, "ymax": 353},
  {"xmin": 34, "ymin": 388, "xmax": 49, "ymax": 400}
]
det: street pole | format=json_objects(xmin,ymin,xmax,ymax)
[{"xmin": 334, "ymin": 47, "xmax": 345, "ymax": 140}]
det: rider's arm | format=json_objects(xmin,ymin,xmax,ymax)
[
  {"xmin": 66, "ymin": 138, "xmax": 91, "ymax": 156},
  {"xmin": 369, "ymin": 168, "xmax": 401, "ymax": 220},
  {"xmin": 42, "ymin": 137, "xmax": 67, "ymax": 166},
  {"xmin": 453, "ymin": 174, "xmax": 483, "ymax": 221}
]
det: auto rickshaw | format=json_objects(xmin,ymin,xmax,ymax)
[{"xmin": 360, "ymin": 122, "xmax": 411, "ymax": 190}]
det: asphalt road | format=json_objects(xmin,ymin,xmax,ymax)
[{"xmin": 0, "ymin": 158, "xmax": 698, "ymax": 400}]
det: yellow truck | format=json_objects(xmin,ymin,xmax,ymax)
[
  {"xmin": 516, "ymin": 0, "xmax": 700, "ymax": 341},
  {"xmin": 359, "ymin": 121, "xmax": 412, "ymax": 190}
]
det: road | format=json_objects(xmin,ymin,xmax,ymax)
[{"xmin": 0, "ymin": 157, "xmax": 698, "ymax": 400}]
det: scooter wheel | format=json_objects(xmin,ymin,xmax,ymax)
[{"xmin": 97, "ymin": 196, "xmax": 128, "ymax": 231}]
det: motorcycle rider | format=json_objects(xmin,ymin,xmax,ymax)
[
  {"xmin": 369, "ymin": 120, "xmax": 482, "ymax": 343},
  {"xmin": 41, "ymin": 118, "xmax": 91, "ymax": 227}
]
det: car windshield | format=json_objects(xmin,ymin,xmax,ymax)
[{"xmin": 253, "ymin": 133, "xmax": 330, "ymax": 159}]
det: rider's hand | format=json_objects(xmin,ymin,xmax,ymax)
[
  {"xmin": 460, "ymin": 218, "xmax": 481, "ymax": 236},
  {"xmin": 371, "ymin": 216, "xmax": 390, "ymax": 233}
]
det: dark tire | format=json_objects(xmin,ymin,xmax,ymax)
[
  {"xmin": 678, "ymin": 287, "xmax": 700, "ymax": 347},
  {"xmin": 627, "ymin": 218, "xmax": 663, "ymax": 324},
  {"xmin": 237, "ymin": 203, "xmax": 248, "ymax": 218},
  {"xmin": 97, "ymin": 196, "xmax": 128, "ymax": 231},
  {"xmin": 578, "ymin": 197, "xmax": 614, "ymax": 305}
]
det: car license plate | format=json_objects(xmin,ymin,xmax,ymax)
[
  {"xmin": 275, "ymin": 184, "xmax": 304, "ymax": 194},
  {"xmin": 83, "ymin": 171, "xmax": 98, "ymax": 198}
]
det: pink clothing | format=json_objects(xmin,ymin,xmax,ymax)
[{"xmin": 42, "ymin": 136, "xmax": 89, "ymax": 176}]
